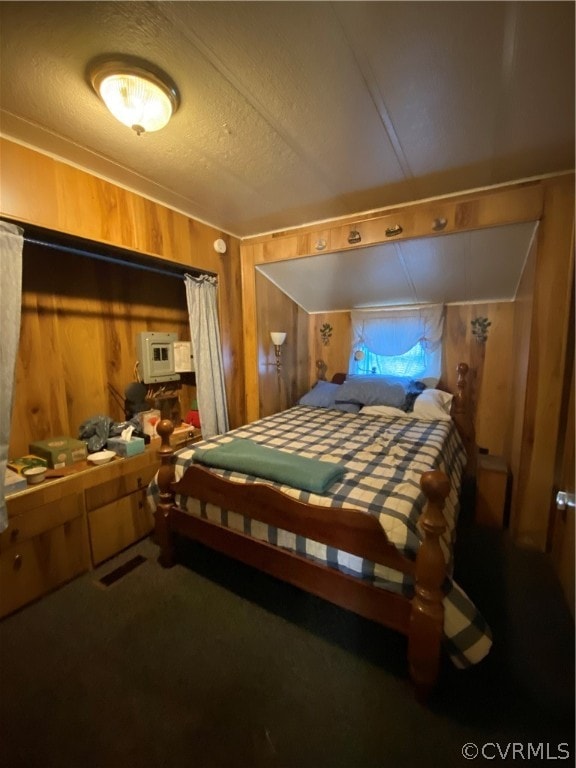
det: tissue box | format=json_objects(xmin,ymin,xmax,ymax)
[
  {"xmin": 29, "ymin": 436, "xmax": 87, "ymax": 469},
  {"xmin": 107, "ymin": 436, "xmax": 146, "ymax": 458}
]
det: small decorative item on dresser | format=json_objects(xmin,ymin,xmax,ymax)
[
  {"xmin": 22, "ymin": 466, "xmax": 47, "ymax": 485},
  {"xmin": 7, "ymin": 454, "xmax": 48, "ymax": 475},
  {"xmin": 87, "ymin": 450, "xmax": 116, "ymax": 466}
]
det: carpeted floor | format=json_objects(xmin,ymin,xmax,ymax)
[{"xmin": 0, "ymin": 519, "xmax": 573, "ymax": 768}]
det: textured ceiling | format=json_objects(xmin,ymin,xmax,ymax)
[
  {"xmin": 0, "ymin": 2, "xmax": 573, "ymax": 312},
  {"xmin": 0, "ymin": 1, "xmax": 574, "ymax": 239}
]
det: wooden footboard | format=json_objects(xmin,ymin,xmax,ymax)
[{"xmin": 153, "ymin": 419, "xmax": 451, "ymax": 700}]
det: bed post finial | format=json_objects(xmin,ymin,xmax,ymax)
[
  {"xmin": 155, "ymin": 419, "xmax": 176, "ymax": 567},
  {"xmin": 408, "ymin": 469, "xmax": 450, "ymax": 701}
]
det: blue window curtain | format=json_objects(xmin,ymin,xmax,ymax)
[
  {"xmin": 349, "ymin": 304, "xmax": 444, "ymax": 382},
  {"xmin": 184, "ymin": 273, "xmax": 229, "ymax": 438},
  {"xmin": 0, "ymin": 221, "xmax": 24, "ymax": 532}
]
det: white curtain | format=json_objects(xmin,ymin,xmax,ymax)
[
  {"xmin": 0, "ymin": 221, "xmax": 24, "ymax": 532},
  {"xmin": 184, "ymin": 273, "xmax": 229, "ymax": 438},
  {"xmin": 350, "ymin": 304, "xmax": 444, "ymax": 380}
]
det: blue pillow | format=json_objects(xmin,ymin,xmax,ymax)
[
  {"xmin": 334, "ymin": 401, "xmax": 361, "ymax": 413},
  {"xmin": 299, "ymin": 381, "xmax": 340, "ymax": 407},
  {"xmin": 299, "ymin": 381, "xmax": 360, "ymax": 413},
  {"xmin": 334, "ymin": 377, "xmax": 408, "ymax": 409}
]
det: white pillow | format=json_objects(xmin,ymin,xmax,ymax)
[
  {"xmin": 412, "ymin": 389, "xmax": 453, "ymax": 421},
  {"xmin": 360, "ymin": 404, "xmax": 407, "ymax": 419}
]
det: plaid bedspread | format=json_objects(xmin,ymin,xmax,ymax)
[{"xmin": 147, "ymin": 405, "xmax": 492, "ymax": 668}]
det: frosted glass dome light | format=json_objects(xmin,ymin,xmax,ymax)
[{"xmin": 89, "ymin": 58, "xmax": 180, "ymax": 135}]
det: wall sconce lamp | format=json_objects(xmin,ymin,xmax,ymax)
[
  {"xmin": 270, "ymin": 332, "xmax": 286, "ymax": 374},
  {"xmin": 88, "ymin": 55, "xmax": 180, "ymax": 135}
]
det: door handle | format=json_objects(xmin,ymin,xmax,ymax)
[{"xmin": 556, "ymin": 491, "xmax": 575, "ymax": 511}]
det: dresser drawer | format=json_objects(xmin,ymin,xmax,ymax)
[
  {"xmin": 88, "ymin": 490, "xmax": 153, "ymax": 565},
  {"xmin": 85, "ymin": 463, "xmax": 157, "ymax": 512},
  {"xmin": 0, "ymin": 492, "xmax": 83, "ymax": 553},
  {"xmin": 0, "ymin": 515, "xmax": 89, "ymax": 618}
]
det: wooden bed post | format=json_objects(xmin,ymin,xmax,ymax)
[
  {"xmin": 155, "ymin": 419, "xmax": 176, "ymax": 567},
  {"xmin": 451, "ymin": 362, "xmax": 477, "ymax": 476},
  {"xmin": 408, "ymin": 469, "xmax": 450, "ymax": 701}
]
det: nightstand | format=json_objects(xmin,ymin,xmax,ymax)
[{"xmin": 475, "ymin": 454, "xmax": 510, "ymax": 528}]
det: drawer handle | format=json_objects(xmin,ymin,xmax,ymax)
[
  {"xmin": 10, "ymin": 528, "xmax": 20, "ymax": 542},
  {"xmin": 137, "ymin": 477, "xmax": 143, "ymax": 488},
  {"xmin": 13, "ymin": 553, "xmax": 23, "ymax": 571}
]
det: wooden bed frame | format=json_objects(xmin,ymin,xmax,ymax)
[{"xmin": 154, "ymin": 363, "xmax": 475, "ymax": 700}]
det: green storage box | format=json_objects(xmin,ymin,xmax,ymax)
[{"xmin": 29, "ymin": 436, "xmax": 88, "ymax": 469}]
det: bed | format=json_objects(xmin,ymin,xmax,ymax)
[{"xmin": 149, "ymin": 363, "xmax": 492, "ymax": 700}]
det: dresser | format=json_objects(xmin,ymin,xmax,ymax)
[
  {"xmin": 1, "ymin": 447, "xmax": 162, "ymax": 618},
  {"xmin": 85, "ymin": 451, "xmax": 158, "ymax": 566},
  {"xmin": 1, "ymin": 476, "xmax": 90, "ymax": 618}
]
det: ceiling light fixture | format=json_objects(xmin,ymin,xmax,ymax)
[{"xmin": 88, "ymin": 56, "xmax": 180, "ymax": 136}]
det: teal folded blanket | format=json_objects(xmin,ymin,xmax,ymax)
[{"xmin": 193, "ymin": 438, "xmax": 345, "ymax": 494}]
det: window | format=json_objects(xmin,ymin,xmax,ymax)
[
  {"xmin": 349, "ymin": 304, "xmax": 444, "ymax": 383},
  {"xmin": 353, "ymin": 340, "xmax": 427, "ymax": 378}
]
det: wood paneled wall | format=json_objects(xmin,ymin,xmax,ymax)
[
  {"xmin": 512, "ymin": 176, "xmax": 575, "ymax": 548},
  {"xmin": 255, "ymin": 271, "xmax": 308, "ymax": 416},
  {"xmin": 309, "ymin": 313, "xmax": 352, "ymax": 386},
  {"xmin": 9, "ymin": 243, "xmax": 196, "ymax": 459},
  {"xmin": 0, "ymin": 138, "xmax": 246, "ymax": 429},
  {"xmin": 443, "ymin": 302, "xmax": 516, "ymax": 456},
  {"xmin": 507, "ymin": 235, "xmax": 538, "ymax": 530}
]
